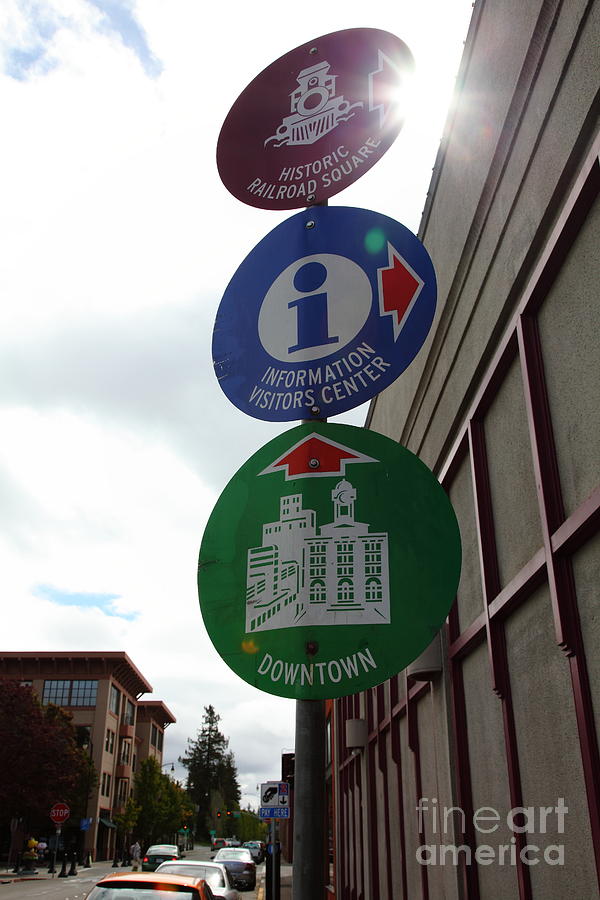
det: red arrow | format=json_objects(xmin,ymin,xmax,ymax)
[
  {"xmin": 260, "ymin": 434, "xmax": 377, "ymax": 480},
  {"xmin": 377, "ymin": 244, "xmax": 424, "ymax": 341}
]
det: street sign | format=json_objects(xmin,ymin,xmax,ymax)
[
  {"xmin": 198, "ymin": 422, "xmax": 461, "ymax": 700},
  {"xmin": 217, "ymin": 28, "xmax": 414, "ymax": 210},
  {"xmin": 49, "ymin": 802, "xmax": 70, "ymax": 825},
  {"xmin": 260, "ymin": 782, "xmax": 289, "ymax": 808},
  {"xmin": 259, "ymin": 808, "xmax": 290, "ymax": 819},
  {"xmin": 212, "ymin": 206, "xmax": 436, "ymax": 422}
]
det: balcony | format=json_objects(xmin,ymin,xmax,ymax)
[{"xmin": 119, "ymin": 721, "xmax": 135, "ymax": 738}]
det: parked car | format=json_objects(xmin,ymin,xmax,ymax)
[
  {"xmin": 155, "ymin": 860, "xmax": 239, "ymax": 900},
  {"xmin": 242, "ymin": 841, "xmax": 264, "ymax": 864},
  {"xmin": 142, "ymin": 844, "xmax": 180, "ymax": 871},
  {"xmin": 212, "ymin": 848, "xmax": 256, "ymax": 891},
  {"xmin": 85, "ymin": 871, "xmax": 215, "ymax": 900}
]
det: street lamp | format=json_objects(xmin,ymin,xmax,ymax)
[{"xmin": 161, "ymin": 762, "xmax": 176, "ymax": 773}]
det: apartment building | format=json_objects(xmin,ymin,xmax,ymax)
[{"xmin": 0, "ymin": 651, "xmax": 175, "ymax": 860}]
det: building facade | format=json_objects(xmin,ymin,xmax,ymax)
[
  {"xmin": 246, "ymin": 481, "xmax": 390, "ymax": 633},
  {"xmin": 330, "ymin": 0, "xmax": 599, "ymax": 898},
  {"xmin": 0, "ymin": 651, "xmax": 175, "ymax": 860}
]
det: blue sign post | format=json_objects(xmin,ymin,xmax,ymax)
[{"xmin": 212, "ymin": 206, "xmax": 436, "ymax": 421}]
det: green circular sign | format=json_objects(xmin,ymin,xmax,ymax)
[{"xmin": 198, "ymin": 423, "xmax": 461, "ymax": 699}]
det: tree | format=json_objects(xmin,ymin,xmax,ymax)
[
  {"xmin": 0, "ymin": 681, "xmax": 95, "ymax": 829},
  {"xmin": 133, "ymin": 758, "xmax": 191, "ymax": 848},
  {"xmin": 217, "ymin": 751, "xmax": 241, "ymax": 814},
  {"xmin": 113, "ymin": 796, "xmax": 141, "ymax": 860},
  {"xmin": 179, "ymin": 705, "xmax": 241, "ymax": 840}
]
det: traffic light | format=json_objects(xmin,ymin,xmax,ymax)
[
  {"xmin": 226, "ymin": 810, "xmax": 232, "ymax": 817},
  {"xmin": 217, "ymin": 810, "xmax": 221, "ymax": 818}
]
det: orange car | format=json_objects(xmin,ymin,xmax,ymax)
[{"xmin": 85, "ymin": 871, "xmax": 216, "ymax": 900}]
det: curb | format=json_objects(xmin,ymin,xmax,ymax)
[{"xmin": 1, "ymin": 876, "xmax": 47, "ymax": 883}]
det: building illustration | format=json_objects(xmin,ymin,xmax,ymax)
[
  {"xmin": 246, "ymin": 478, "xmax": 390, "ymax": 632},
  {"xmin": 264, "ymin": 60, "xmax": 363, "ymax": 147}
]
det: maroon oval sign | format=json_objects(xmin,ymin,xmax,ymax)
[{"xmin": 217, "ymin": 28, "xmax": 415, "ymax": 211}]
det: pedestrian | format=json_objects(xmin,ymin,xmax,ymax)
[{"xmin": 130, "ymin": 840, "xmax": 141, "ymax": 871}]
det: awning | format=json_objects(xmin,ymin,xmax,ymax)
[{"xmin": 98, "ymin": 818, "xmax": 116, "ymax": 829}]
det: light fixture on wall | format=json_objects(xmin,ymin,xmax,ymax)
[
  {"xmin": 345, "ymin": 718, "xmax": 367, "ymax": 755},
  {"xmin": 407, "ymin": 633, "xmax": 443, "ymax": 682}
]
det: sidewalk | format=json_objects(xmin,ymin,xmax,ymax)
[
  {"xmin": 1, "ymin": 860, "xmax": 129, "ymax": 884},
  {"xmin": 256, "ymin": 865, "xmax": 292, "ymax": 900}
]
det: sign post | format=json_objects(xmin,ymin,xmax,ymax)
[
  {"xmin": 49, "ymin": 803, "xmax": 69, "ymax": 877},
  {"xmin": 211, "ymin": 26, "xmax": 456, "ymax": 900}
]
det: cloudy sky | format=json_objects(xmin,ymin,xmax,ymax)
[{"xmin": 0, "ymin": 0, "xmax": 473, "ymax": 809}]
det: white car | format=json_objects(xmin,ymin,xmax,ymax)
[{"xmin": 155, "ymin": 860, "xmax": 239, "ymax": 900}]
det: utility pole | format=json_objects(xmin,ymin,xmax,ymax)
[{"xmin": 292, "ymin": 698, "xmax": 325, "ymax": 900}]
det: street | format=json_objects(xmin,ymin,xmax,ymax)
[{"xmin": 1, "ymin": 847, "xmax": 266, "ymax": 900}]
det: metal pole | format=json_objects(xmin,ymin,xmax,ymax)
[
  {"xmin": 292, "ymin": 698, "xmax": 325, "ymax": 900},
  {"xmin": 292, "ymin": 204, "xmax": 328, "ymax": 899},
  {"xmin": 272, "ymin": 819, "xmax": 278, "ymax": 900}
]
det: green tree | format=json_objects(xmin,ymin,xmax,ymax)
[
  {"xmin": 238, "ymin": 808, "xmax": 267, "ymax": 842},
  {"xmin": 113, "ymin": 796, "xmax": 141, "ymax": 859},
  {"xmin": 133, "ymin": 759, "xmax": 191, "ymax": 848},
  {"xmin": 217, "ymin": 750, "xmax": 241, "ymax": 813},
  {"xmin": 179, "ymin": 706, "xmax": 241, "ymax": 840}
]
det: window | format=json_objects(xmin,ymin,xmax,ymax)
[
  {"xmin": 76, "ymin": 725, "xmax": 92, "ymax": 750},
  {"xmin": 337, "ymin": 579, "xmax": 354, "ymax": 602},
  {"xmin": 109, "ymin": 685, "xmax": 121, "ymax": 716},
  {"xmin": 101, "ymin": 772, "xmax": 112, "ymax": 798},
  {"xmin": 119, "ymin": 739, "xmax": 131, "ymax": 764},
  {"xmin": 71, "ymin": 680, "xmax": 98, "ymax": 706},
  {"xmin": 117, "ymin": 778, "xmax": 129, "ymax": 804},
  {"xmin": 105, "ymin": 729, "xmax": 115, "ymax": 753},
  {"xmin": 365, "ymin": 578, "xmax": 383, "ymax": 601},
  {"xmin": 310, "ymin": 580, "xmax": 326, "ymax": 603},
  {"xmin": 151, "ymin": 724, "xmax": 158, "ymax": 747},
  {"xmin": 157, "ymin": 730, "xmax": 164, "ymax": 751},
  {"xmin": 42, "ymin": 679, "xmax": 98, "ymax": 707},
  {"xmin": 122, "ymin": 699, "xmax": 135, "ymax": 726},
  {"xmin": 42, "ymin": 680, "xmax": 70, "ymax": 706}
]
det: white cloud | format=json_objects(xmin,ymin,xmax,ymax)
[{"xmin": 1, "ymin": 0, "xmax": 474, "ymax": 807}]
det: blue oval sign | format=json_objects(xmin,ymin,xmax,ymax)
[{"xmin": 212, "ymin": 206, "xmax": 437, "ymax": 421}]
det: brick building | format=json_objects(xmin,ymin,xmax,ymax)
[{"xmin": 0, "ymin": 651, "xmax": 175, "ymax": 860}]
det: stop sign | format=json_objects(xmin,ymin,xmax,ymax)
[{"xmin": 49, "ymin": 802, "xmax": 70, "ymax": 825}]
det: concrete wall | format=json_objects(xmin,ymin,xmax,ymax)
[{"xmin": 334, "ymin": 0, "xmax": 600, "ymax": 897}]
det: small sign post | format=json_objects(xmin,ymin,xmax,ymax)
[{"xmin": 48, "ymin": 804, "xmax": 69, "ymax": 876}]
